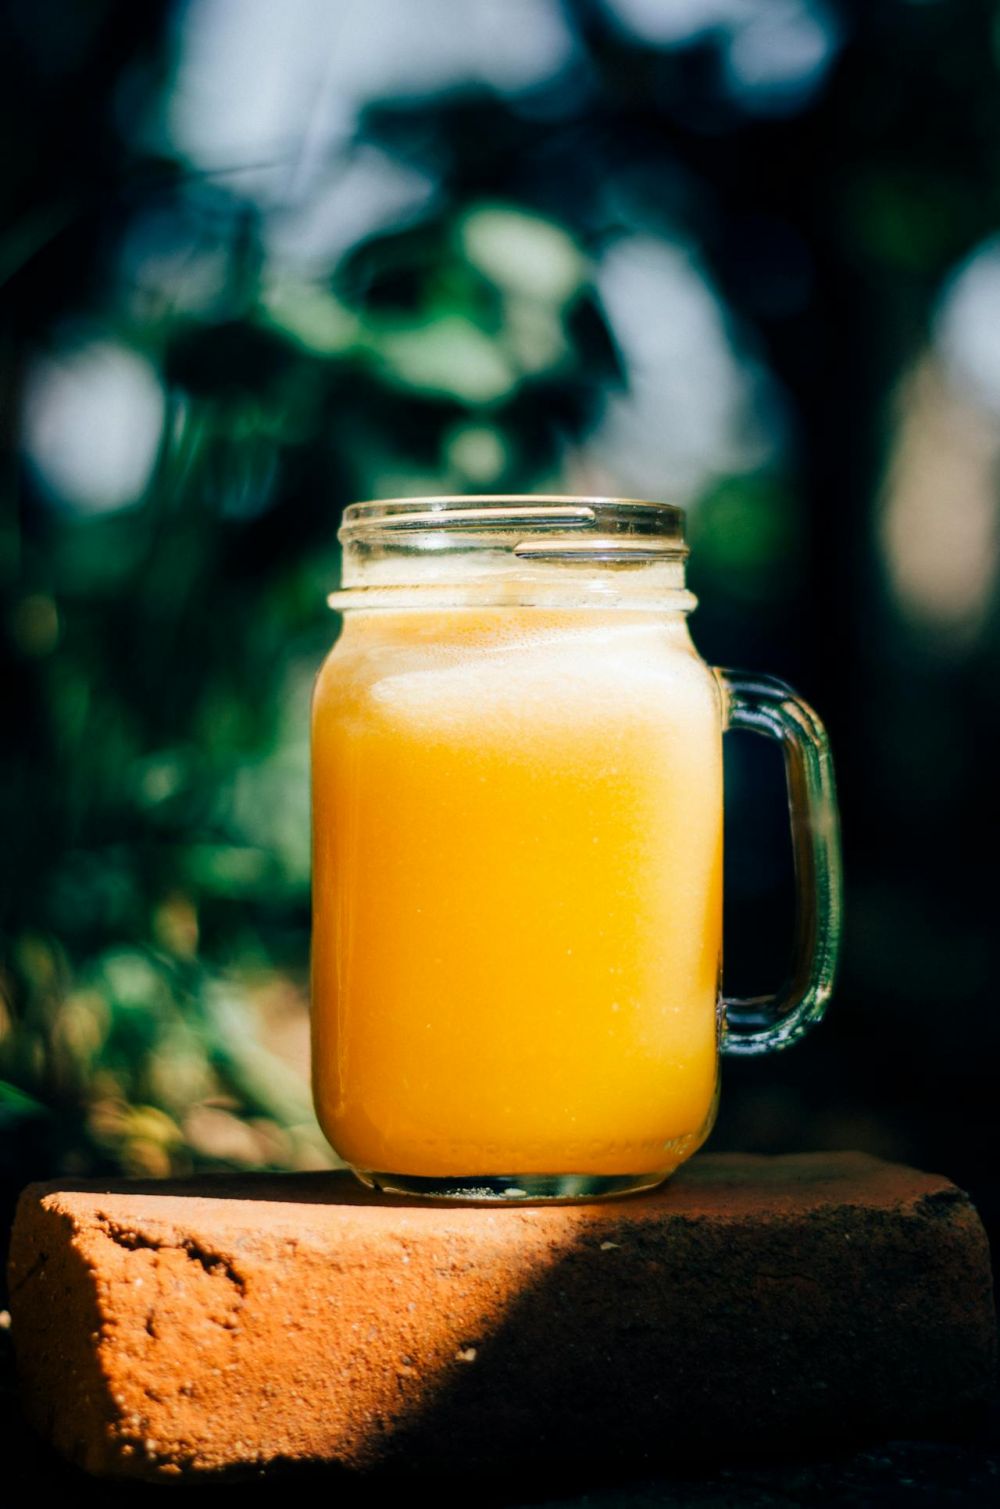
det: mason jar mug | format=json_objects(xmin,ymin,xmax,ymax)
[{"xmin": 311, "ymin": 496, "xmax": 841, "ymax": 1201}]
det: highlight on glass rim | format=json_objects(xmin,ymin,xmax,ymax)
[{"xmin": 1, "ymin": 0, "xmax": 998, "ymax": 1493}]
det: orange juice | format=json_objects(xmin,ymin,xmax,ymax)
[{"xmin": 311, "ymin": 606, "xmax": 723, "ymax": 1183}]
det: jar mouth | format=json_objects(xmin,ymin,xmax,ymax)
[
  {"xmin": 338, "ymin": 494, "xmax": 688, "ymax": 588},
  {"xmin": 341, "ymin": 493, "xmax": 684, "ymax": 537}
]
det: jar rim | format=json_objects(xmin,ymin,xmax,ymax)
[
  {"xmin": 336, "ymin": 494, "xmax": 690, "ymax": 596},
  {"xmin": 340, "ymin": 494, "xmax": 686, "ymax": 552}
]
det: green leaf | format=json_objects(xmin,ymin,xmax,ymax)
[{"xmin": 0, "ymin": 1080, "xmax": 48, "ymax": 1126}]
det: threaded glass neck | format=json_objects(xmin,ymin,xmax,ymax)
[{"xmin": 333, "ymin": 495, "xmax": 692, "ymax": 610}]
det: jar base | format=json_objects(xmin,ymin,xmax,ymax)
[{"xmin": 352, "ymin": 1170, "xmax": 670, "ymax": 1203}]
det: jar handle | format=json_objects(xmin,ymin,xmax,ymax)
[{"xmin": 715, "ymin": 669, "xmax": 843, "ymax": 1055}]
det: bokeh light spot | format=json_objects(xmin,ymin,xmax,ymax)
[
  {"xmin": 446, "ymin": 423, "xmax": 509, "ymax": 483},
  {"xmin": 935, "ymin": 235, "xmax": 1000, "ymax": 414},
  {"xmin": 23, "ymin": 341, "xmax": 165, "ymax": 513},
  {"xmin": 461, "ymin": 207, "xmax": 585, "ymax": 304},
  {"xmin": 590, "ymin": 235, "xmax": 777, "ymax": 501}
]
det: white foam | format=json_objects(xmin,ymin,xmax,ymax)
[{"xmin": 365, "ymin": 620, "xmax": 714, "ymax": 747}]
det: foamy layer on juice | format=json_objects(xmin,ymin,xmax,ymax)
[{"xmin": 349, "ymin": 615, "xmax": 717, "ymax": 739}]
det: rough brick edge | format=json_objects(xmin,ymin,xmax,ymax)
[{"xmin": 7, "ymin": 1191, "xmax": 122, "ymax": 1476}]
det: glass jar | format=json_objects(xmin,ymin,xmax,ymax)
[{"xmin": 311, "ymin": 496, "xmax": 841, "ymax": 1201}]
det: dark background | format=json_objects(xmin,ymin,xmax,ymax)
[{"xmin": 2, "ymin": 0, "xmax": 998, "ymax": 1253}]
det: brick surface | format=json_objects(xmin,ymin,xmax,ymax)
[{"xmin": 7, "ymin": 1153, "xmax": 996, "ymax": 1482}]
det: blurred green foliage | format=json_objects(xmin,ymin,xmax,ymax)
[{"xmin": 0, "ymin": 2, "xmax": 624, "ymax": 1181}]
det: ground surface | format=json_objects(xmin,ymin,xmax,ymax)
[{"xmin": 2, "ymin": 1324, "xmax": 996, "ymax": 1506}]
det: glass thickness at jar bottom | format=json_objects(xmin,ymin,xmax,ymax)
[{"xmin": 352, "ymin": 1170, "xmax": 671, "ymax": 1203}]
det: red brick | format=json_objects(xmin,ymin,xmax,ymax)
[{"xmin": 7, "ymin": 1153, "xmax": 995, "ymax": 1481}]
